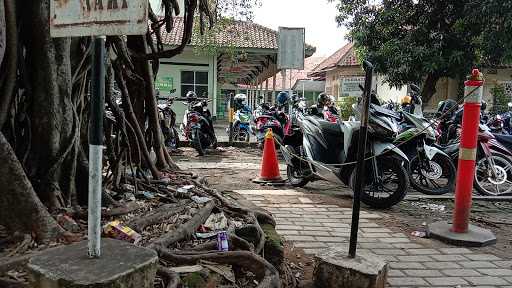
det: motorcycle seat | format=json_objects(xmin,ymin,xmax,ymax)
[
  {"xmin": 317, "ymin": 119, "xmax": 343, "ymax": 136},
  {"xmin": 434, "ymin": 143, "xmax": 458, "ymax": 155}
]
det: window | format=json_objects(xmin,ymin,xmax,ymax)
[{"xmin": 181, "ymin": 71, "xmax": 209, "ymax": 97}]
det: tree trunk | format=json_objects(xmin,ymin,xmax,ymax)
[
  {"xmin": 420, "ymin": 73, "xmax": 441, "ymax": 106},
  {"xmin": 128, "ymin": 35, "xmax": 169, "ymax": 170},
  {"xmin": 0, "ymin": 132, "xmax": 64, "ymax": 242},
  {"xmin": 24, "ymin": 0, "xmax": 79, "ymax": 210}
]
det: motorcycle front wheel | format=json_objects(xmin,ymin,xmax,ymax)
[
  {"xmin": 410, "ymin": 154, "xmax": 456, "ymax": 195},
  {"xmin": 474, "ymin": 152, "xmax": 512, "ymax": 196},
  {"xmin": 350, "ymin": 155, "xmax": 409, "ymax": 209},
  {"xmin": 191, "ymin": 128, "xmax": 205, "ymax": 156}
]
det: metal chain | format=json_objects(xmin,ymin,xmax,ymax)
[{"xmin": 273, "ymin": 85, "xmax": 481, "ymax": 168}]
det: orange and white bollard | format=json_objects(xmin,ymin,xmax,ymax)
[{"xmin": 428, "ymin": 69, "xmax": 496, "ymax": 247}]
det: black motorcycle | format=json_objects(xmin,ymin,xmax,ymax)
[
  {"xmin": 180, "ymin": 97, "xmax": 217, "ymax": 156},
  {"xmin": 281, "ymin": 61, "xmax": 410, "ymax": 209},
  {"xmin": 158, "ymin": 97, "xmax": 180, "ymax": 150}
]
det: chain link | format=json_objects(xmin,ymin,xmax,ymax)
[{"xmin": 273, "ymin": 85, "xmax": 481, "ymax": 168}]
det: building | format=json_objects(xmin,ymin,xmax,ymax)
[
  {"xmin": 155, "ymin": 17, "xmax": 315, "ymax": 122},
  {"xmin": 309, "ymin": 42, "xmax": 408, "ymax": 104}
]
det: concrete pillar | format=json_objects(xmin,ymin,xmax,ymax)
[
  {"xmin": 314, "ymin": 248, "xmax": 389, "ymax": 288},
  {"xmin": 28, "ymin": 239, "xmax": 158, "ymax": 288},
  {"xmin": 272, "ymin": 75, "xmax": 277, "ymax": 104},
  {"xmin": 265, "ymin": 78, "xmax": 269, "ymax": 103}
]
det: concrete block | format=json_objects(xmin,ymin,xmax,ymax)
[
  {"xmin": 314, "ymin": 247, "xmax": 388, "ymax": 288},
  {"xmin": 28, "ymin": 239, "xmax": 158, "ymax": 288}
]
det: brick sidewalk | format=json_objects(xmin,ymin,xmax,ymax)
[{"xmin": 236, "ymin": 189, "xmax": 512, "ymax": 287}]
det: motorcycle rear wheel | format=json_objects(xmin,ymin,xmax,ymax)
[
  {"xmin": 474, "ymin": 152, "xmax": 512, "ymax": 196},
  {"xmin": 191, "ymin": 129, "xmax": 205, "ymax": 156},
  {"xmin": 410, "ymin": 154, "xmax": 456, "ymax": 195},
  {"xmin": 287, "ymin": 165, "xmax": 309, "ymax": 187},
  {"xmin": 350, "ymin": 155, "xmax": 409, "ymax": 209}
]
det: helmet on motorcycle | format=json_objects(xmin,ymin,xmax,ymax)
[
  {"xmin": 234, "ymin": 93, "xmax": 247, "ymax": 105},
  {"xmin": 481, "ymin": 100, "xmax": 487, "ymax": 111},
  {"xmin": 276, "ymin": 91, "xmax": 290, "ymax": 106},
  {"xmin": 437, "ymin": 99, "xmax": 458, "ymax": 118},
  {"xmin": 186, "ymin": 91, "xmax": 197, "ymax": 98},
  {"xmin": 317, "ymin": 93, "xmax": 332, "ymax": 107},
  {"xmin": 328, "ymin": 95, "xmax": 336, "ymax": 106}
]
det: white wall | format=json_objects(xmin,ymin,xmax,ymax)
[{"xmin": 157, "ymin": 48, "xmax": 216, "ymax": 124}]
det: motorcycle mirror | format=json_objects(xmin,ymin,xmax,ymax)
[
  {"xmin": 358, "ymin": 84, "xmax": 364, "ymax": 91},
  {"xmin": 410, "ymin": 84, "xmax": 421, "ymax": 93}
]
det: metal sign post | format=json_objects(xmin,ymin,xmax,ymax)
[
  {"xmin": 348, "ymin": 61, "xmax": 374, "ymax": 258},
  {"xmin": 88, "ymin": 36, "xmax": 106, "ymax": 258},
  {"xmin": 50, "ymin": 0, "xmax": 147, "ymax": 258}
]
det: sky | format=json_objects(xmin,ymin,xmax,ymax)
[
  {"xmin": 149, "ymin": 0, "xmax": 349, "ymax": 57},
  {"xmin": 253, "ymin": 0, "xmax": 348, "ymax": 57}
]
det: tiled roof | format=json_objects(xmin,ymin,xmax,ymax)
[
  {"xmin": 310, "ymin": 42, "xmax": 359, "ymax": 74},
  {"xmin": 158, "ymin": 17, "xmax": 277, "ymax": 49},
  {"xmin": 273, "ymin": 57, "xmax": 326, "ymax": 90}
]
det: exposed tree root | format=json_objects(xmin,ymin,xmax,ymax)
[
  {"xmin": 156, "ymin": 249, "xmax": 281, "ymax": 288},
  {"xmin": 127, "ymin": 202, "xmax": 190, "ymax": 232},
  {"xmin": 149, "ymin": 201, "xmax": 215, "ymax": 249},
  {"xmin": 157, "ymin": 265, "xmax": 181, "ymax": 288}
]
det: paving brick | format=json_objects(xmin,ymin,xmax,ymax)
[
  {"xmin": 299, "ymin": 230, "xmax": 331, "ymax": 236},
  {"xmin": 323, "ymin": 222, "xmax": 352, "ymax": 228},
  {"xmin": 276, "ymin": 230, "xmax": 299, "ymax": 235},
  {"xmin": 477, "ymin": 268, "xmax": 512, "ymax": 276},
  {"xmin": 425, "ymin": 277, "xmax": 468, "ymax": 286},
  {"xmin": 391, "ymin": 243, "xmax": 424, "ymax": 249},
  {"xmin": 276, "ymin": 225, "xmax": 302, "ymax": 230},
  {"xmin": 438, "ymin": 247, "xmax": 473, "ymax": 254},
  {"xmin": 280, "ymin": 207, "xmax": 305, "ymax": 212},
  {"xmin": 300, "ymin": 227, "xmax": 329, "ymax": 232},
  {"xmin": 288, "ymin": 204, "xmax": 316, "ymax": 208},
  {"xmin": 493, "ymin": 260, "xmax": 512, "ymax": 268},
  {"xmin": 431, "ymin": 254, "xmax": 469, "ymax": 262},
  {"xmin": 396, "ymin": 255, "xmax": 434, "ymax": 262},
  {"xmin": 441, "ymin": 269, "xmax": 481, "ymax": 277},
  {"xmin": 389, "ymin": 262, "xmax": 426, "ymax": 269},
  {"xmin": 326, "ymin": 207, "xmax": 352, "ymax": 211},
  {"xmin": 356, "ymin": 237, "xmax": 378, "ymax": 243},
  {"xmin": 283, "ymin": 235, "xmax": 315, "ymax": 241},
  {"xmin": 466, "ymin": 254, "xmax": 502, "ymax": 261},
  {"xmin": 361, "ymin": 232, "xmax": 392, "ymax": 238},
  {"xmin": 505, "ymin": 276, "xmax": 512, "ymax": 283},
  {"xmin": 403, "ymin": 269, "xmax": 443, "ymax": 277},
  {"xmin": 273, "ymin": 213, "xmax": 302, "ymax": 218},
  {"xmin": 388, "ymin": 269, "xmax": 406, "ymax": 277},
  {"xmin": 315, "ymin": 204, "xmax": 339, "ymax": 208},
  {"xmin": 361, "ymin": 227, "xmax": 393, "ymax": 233},
  {"xmin": 314, "ymin": 236, "xmax": 346, "ymax": 243},
  {"xmin": 464, "ymin": 276, "xmax": 510, "ymax": 285},
  {"xmin": 387, "ymin": 277, "xmax": 429, "ymax": 286},
  {"xmin": 358, "ymin": 222, "xmax": 380, "ymax": 228},
  {"xmin": 275, "ymin": 221, "xmax": 294, "ymax": 225},
  {"xmin": 330, "ymin": 227, "xmax": 351, "ymax": 233},
  {"xmin": 405, "ymin": 249, "xmax": 440, "ymax": 255},
  {"xmin": 459, "ymin": 261, "xmax": 498, "ymax": 268},
  {"xmin": 301, "ymin": 207, "xmax": 329, "ymax": 212},
  {"xmin": 424, "ymin": 261, "xmax": 462, "ymax": 269},
  {"xmin": 298, "ymin": 197, "xmax": 313, "ymax": 203},
  {"xmin": 329, "ymin": 232, "xmax": 350, "ymax": 238},
  {"xmin": 371, "ymin": 249, "xmax": 408, "ymax": 256},
  {"xmin": 293, "ymin": 242, "xmax": 328, "ymax": 248},
  {"xmin": 379, "ymin": 237, "xmax": 410, "ymax": 243},
  {"xmin": 378, "ymin": 255, "xmax": 399, "ymax": 262},
  {"xmin": 359, "ymin": 242, "xmax": 394, "ymax": 249}
]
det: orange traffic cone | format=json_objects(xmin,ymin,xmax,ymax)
[{"xmin": 252, "ymin": 129, "xmax": 285, "ymax": 185}]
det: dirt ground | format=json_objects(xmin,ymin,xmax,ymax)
[{"xmin": 173, "ymin": 146, "xmax": 512, "ymax": 284}]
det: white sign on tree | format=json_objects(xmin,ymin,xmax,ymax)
[
  {"xmin": 277, "ymin": 27, "xmax": 305, "ymax": 70},
  {"xmin": 50, "ymin": 0, "xmax": 148, "ymax": 37}
]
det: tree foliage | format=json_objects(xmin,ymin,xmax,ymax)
[{"xmin": 331, "ymin": 0, "xmax": 512, "ymax": 102}]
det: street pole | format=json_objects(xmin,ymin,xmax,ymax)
[
  {"xmin": 88, "ymin": 36, "xmax": 105, "ymax": 258},
  {"xmin": 228, "ymin": 93, "xmax": 234, "ymax": 144},
  {"xmin": 348, "ymin": 61, "xmax": 373, "ymax": 258},
  {"xmin": 452, "ymin": 69, "xmax": 484, "ymax": 232}
]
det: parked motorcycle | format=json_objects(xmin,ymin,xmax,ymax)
[
  {"xmin": 253, "ymin": 103, "xmax": 286, "ymax": 149},
  {"xmin": 229, "ymin": 94, "xmax": 252, "ymax": 142},
  {"xmin": 157, "ymin": 97, "xmax": 180, "ymax": 150},
  {"xmin": 180, "ymin": 92, "xmax": 217, "ymax": 156},
  {"xmin": 436, "ymin": 103, "xmax": 512, "ymax": 196},
  {"xmin": 281, "ymin": 61, "xmax": 410, "ymax": 209},
  {"xmin": 395, "ymin": 111, "xmax": 456, "ymax": 195}
]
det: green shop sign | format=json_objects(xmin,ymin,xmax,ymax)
[{"xmin": 155, "ymin": 76, "xmax": 174, "ymax": 92}]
